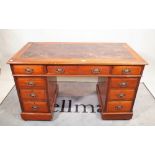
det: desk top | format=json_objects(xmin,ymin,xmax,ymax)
[{"xmin": 8, "ymin": 42, "xmax": 147, "ymax": 65}]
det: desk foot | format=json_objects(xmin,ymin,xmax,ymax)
[
  {"xmin": 101, "ymin": 112, "xmax": 133, "ymax": 120},
  {"xmin": 21, "ymin": 112, "xmax": 52, "ymax": 121}
]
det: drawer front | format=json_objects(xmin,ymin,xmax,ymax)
[
  {"xmin": 112, "ymin": 66, "xmax": 142, "ymax": 75},
  {"xmin": 106, "ymin": 101, "xmax": 132, "ymax": 112},
  {"xmin": 20, "ymin": 89, "xmax": 47, "ymax": 100},
  {"xmin": 17, "ymin": 77, "xmax": 46, "ymax": 88},
  {"xmin": 23, "ymin": 101, "xmax": 49, "ymax": 113},
  {"xmin": 109, "ymin": 78, "xmax": 139, "ymax": 89},
  {"xmin": 108, "ymin": 89, "xmax": 135, "ymax": 101},
  {"xmin": 12, "ymin": 65, "xmax": 45, "ymax": 75},
  {"xmin": 47, "ymin": 65, "xmax": 110, "ymax": 75}
]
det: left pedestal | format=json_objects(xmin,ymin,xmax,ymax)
[{"xmin": 11, "ymin": 65, "xmax": 58, "ymax": 121}]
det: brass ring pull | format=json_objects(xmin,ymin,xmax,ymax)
[
  {"xmin": 119, "ymin": 82, "xmax": 128, "ymax": 87},
  {"xmin": 115, "ymin": 105, "xmax": 123, "ymax": 110},
  {"xmin": 56, "ymin": 68, "xmax": 64, "ymax": 73},
  {"xmin": 29, "ymin": 93, "xmax": 36, "ymax": 98},
  {"xmin": 122, "ymin": 68, "xmax": 131, "ymax": 74},
  {"xmin": 27, "ymin": 81, "xmax": 35, "ymax": 86},
  {"xmin": 32, "ymin": 105, "xmax": 39, "ymax": 110},
  {"xmin": 25, "ymin": 68, "xmax": 34, "ymax": 74},
  {"xmin": 118, "ymin": 93, "xmax": 125, "ymax": 98},
  {"xmin": 92, "ymin": 68, "xmax": 101, "ymax": 74}
]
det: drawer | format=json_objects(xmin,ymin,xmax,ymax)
[
  {"xmin": 12, "ymin": 65, "xmax": 45, "ymax": 75},
  {"xmin": 112, "ymin": 66, "xmax": 142, "ymax": 75},
  {"xmin": 47, "ymin": 65, "xmax": 111, "ymax": 75},
  {"xmin": 20, "ymin": 89, "xmax": 47, "ymax": 100},
  {"xmin": 106, "ymin": 101, "xmax": 132, "ymax": 112},
  {"xmin": 108, "ymin": 89, "xmax": 135, "ymax": 101},
  {"xmin": 109, "ymin": 78, "xmax": 139, "ymax": 89},
  {"xmin": 17, "ymin": 77, "xmax": 46, "ymax": 89},
  {"xmin": 23, "ymin": 101, "xmax": 49, "ymax": 113}
]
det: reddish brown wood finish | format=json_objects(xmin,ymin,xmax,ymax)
[
  {"xmin": 12, "ymin": 65, "xmax": 45, "ymax": 75},
  {"xmin": 20, "ymin": 89, "xmax": 47, "ymax": 101},
  {"xmin": 7, "ymin": 42, "xmax": 147, "ymax": 121},
  {"xmin": 112, "ymin": 66, "xmax": 143, "ymax": 75},
  {"xmin": 96, "ymin": 86, "xmax": 133, "ymax": 120},
  {"xmin": 108, "ymin": 89, "xmax": 135, "ymax": 101},
  {"xmin": 109, "ymin": 78, "xmax": 139, "ymax": 89},
  {"xmin": 96, "ymin": 78, "xmax": 109, "ymax": 112},
  {"xmin": 47, "ymin": 65, "xmax": 111, "ymax": 75},
  {"xmin": 101, "ymin": 112, "xmax": 133, "ymax": 120},
  {"xmin": 22, "ymin": 101, "xmax": 49, "ymax": 113},
  {"xmin": 16, "ymin": 77, "xmax": 46, "ymax": 89},
  {"xmin": 106, "ymin": 101, "xmax": 133, "ymax": 112},
  {"xmin": 21, "ymin": 112, "xmax": 52, "ymax": 121}
]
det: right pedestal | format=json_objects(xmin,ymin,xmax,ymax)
[{"xmin": 97, "ymin": 77, "xmax": 140, "ymax": 120}]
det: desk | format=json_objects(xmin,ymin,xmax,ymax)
[{"xmin": 8, "ymin": 42, "xmax": 147, "ymax": 121}]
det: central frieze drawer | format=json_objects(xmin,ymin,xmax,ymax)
[{"xmin": 47, "ymin": 65, "xmax": 111, "ymax": 75}]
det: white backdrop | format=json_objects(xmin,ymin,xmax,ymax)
[
  {"xmin": 0, "ymin": 29, "xmax": 155, "ymax": 97},
  {"xmin": 0, "ymin": 0, "xmax": 155, "ymax": 152}
]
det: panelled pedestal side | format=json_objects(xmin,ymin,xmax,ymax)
[{"xmin": 11, "ymin": 64, "xmax": 58, "ymax": 121}]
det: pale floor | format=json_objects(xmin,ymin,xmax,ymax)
[
  {"xmin": 0, "ymin": 83, "xmax": 155, "ymax": 125},
  {"xmin": 0, "ymin": 62, "xmax": 14, "ymax": 104}
]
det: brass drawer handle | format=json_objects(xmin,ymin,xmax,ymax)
[
  {"xmin": 29, "ymin": 93, "xmax": 36, "ymax": 98},
  {"xmin": 56, "ymin": 68, "xmax": 64, "ymax": 73},
  {"xmin": 122, "ymin": 68, "xmax": 131, "ymax": 74},
  {"xmin": 119, "ymin": 82, "xmax": 128, "ymax": 87},
  {"xmin": 27, "ymin": 81, "xmax": 35, "ymax": 86},
  {"xmin": 92, "ymin": 68, "xmax": 101, "ymax": 74},
  {"xmin": 115, "ymin": 105, "xmax": 123, "ymax": 110},
  {"xmin": 25, "ymin": 67, "xmax": 34, "ymax": 74},
  {"xmin": 32, "ymin": 105, "xmax": 39, "ymax": 110},
  {"xmin": 117, "ymin": 93, "xmax": 125, "ymax": 98}
]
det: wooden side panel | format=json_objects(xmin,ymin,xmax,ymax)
[
  {"xmin": 47, "ymin": 77, "xmax": 58, "ymax": 111},
  {"xmin": 97, "ymin": 77, "xmax": 109, "ymax": 111}
]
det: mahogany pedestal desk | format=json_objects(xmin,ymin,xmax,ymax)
[{"xmin": 8, "ymin": 42, "xmax": 147, "ymax": 121}]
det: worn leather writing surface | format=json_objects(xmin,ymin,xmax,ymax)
[
  {"xmin": 21, "ymin": 43, "xmax": 133, "ymax": 59},
  {"xmin": 8, "ymin": 42, "xmax": 147, "ymax": 65}
]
